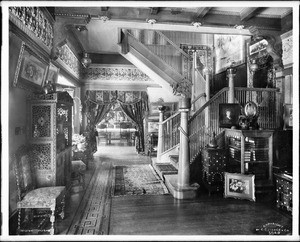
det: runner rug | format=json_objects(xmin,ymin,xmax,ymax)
[
  {"xmin": 114, "ymin": 164, "xmax": 169, "ymax": 196},
  {"xmin": 67, "ymin": 161, "xmax": 114, "ymax": 235}
]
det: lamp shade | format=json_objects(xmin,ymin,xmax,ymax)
[{"xmin": 81, "ymin": 53, "xmax": 92, "ymax": 68}]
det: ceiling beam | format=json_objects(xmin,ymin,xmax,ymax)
[
  {"xmin": 240, "ymin": 7, "xmax": 260, "ymax": 21},
  {"xmin": 194, "ymin": 7, "xmax": 212, "ymax": 19}
]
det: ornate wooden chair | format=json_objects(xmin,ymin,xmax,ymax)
[{"xmin": 13, "ymin": 145, "xmax": 66, "ymax": 235}]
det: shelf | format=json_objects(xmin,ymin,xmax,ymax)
[
  {"xmin": 229, "ymin": 145, "xmax": 269, "ymax": 151},
  {"xmin": 229, "ymin": 158, "xmax": 269, "ymax": 164}
]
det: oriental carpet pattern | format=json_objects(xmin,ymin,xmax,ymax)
[{"xmin": 114, "ymin": 164, "xmax": 169, "ymax": 196}]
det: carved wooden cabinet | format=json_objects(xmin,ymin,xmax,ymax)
[
  {"xmin": 201, "ymin": 148, "xmax": 227, "ymax": 195},
  {"xmin": 274, "ymin": 173, "xmax": 293, "ymax": 215},
  {"xmin": 28, "ymin": 92, "xmax": 73, "ymax": 188},
  {"xmin": 225, "ymin": 129, "xmax": 274, "ymax": 186}
]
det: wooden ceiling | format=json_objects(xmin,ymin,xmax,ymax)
[{"xmin": 53, "ymin": 5, "xmax": 293, "ymax": 55}]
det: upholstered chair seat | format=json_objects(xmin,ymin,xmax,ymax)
[
  {"xmin": 17, "ymin": 186, "xmax": 65, "ymax": 208},
  {"xmin": 13, "ymin": 145, "xmax": 66, "ymax": 235}
]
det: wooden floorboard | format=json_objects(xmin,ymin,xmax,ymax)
[
  {"xmin": 110, "ymin": 194, "xmax": 292, "ymax": 235},
  {"xmin": 53, "ymin": 142, "xmax": 293, "ymax": 237}
]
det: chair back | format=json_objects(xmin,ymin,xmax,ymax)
[{"xmin": 13, "ymin": 145, "xmax": 36, "ymax": 201}]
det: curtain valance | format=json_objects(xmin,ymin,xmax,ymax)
[{"xmin": 85, "ymin": 90, "xmax": 148, "ymax": 105}]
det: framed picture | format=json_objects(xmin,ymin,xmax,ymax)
[
  {"xmin": 46, "ymin": 62, "xmax": 60, "ymax": 84},
  {"xmin": 283, "ymin": 104, "xmax": 293, "ymax": 130},
  {"xmin": 214, "ymin": 35, "xmax": 248, "ymax": 74},
  {"xmin": 149, "ymin": 102, "xmax": 176, "ymax": 117},
  {"xmin": 224, "ymin": 172, "xmax": 255, "ymax": 202},
  {"xmin": 13, "ymin": 42, "xmax": 48, "ymax": 91},
  {"xmin": 219, "ymin": 103, "xmax": 241, "ymax": 128}
]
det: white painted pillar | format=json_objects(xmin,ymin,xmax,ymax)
[
  {"xmin": 177, "ymin": 98, "xmax": 191, "ymax": 188},
  {"xmin": 156, "ymin": 106, "xmax": 166, "ymax": 161},
  {"xmin": 191, "ymin": 51, "xmax": 196, "ymax": 112},
  {"xmin": 203, "ymin": 68, "xmax": 211, "ymax": 127},
  {"xmin": 227, "ymin": 67, "xmax": 237, "ymax": 103}
]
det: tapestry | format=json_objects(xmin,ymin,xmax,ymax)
[
  {"xmin": 180, "ymin": 44, "xmax": 213, "ymax": 80},
  {"xmin": 114, "ymin": 165, "xmax": 169, "ymax": 196}
]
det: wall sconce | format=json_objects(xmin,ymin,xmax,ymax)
[
  {"xmin": 81, "ymin": 53, "xmax": 92, "ymax": 68},
  {"xmin": 249, "ymin": 59, "xmax": 259, "ymax": 73},
  {"xmin": 192, "ymin": 22, "xmax": 202, "ymax": 28}
]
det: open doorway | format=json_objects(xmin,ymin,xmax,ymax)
[{"xmin": 96, "ymin": 103, "xmax": 137, "ymax": 147}]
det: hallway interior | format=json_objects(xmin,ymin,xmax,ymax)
[{"xmin": 53, "ymin": 140, "xmax": 292, "ymax": 237}]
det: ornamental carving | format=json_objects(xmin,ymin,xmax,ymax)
[
  {"xmin": 58, "ymin": 44, "xmax": 81, "ymax": 78},
  {"xmin": 9, "ymin": 7, "xmax": 53, "ymax": 49},
  {"xmin": 85, "ymin": 67, "xmax": 152, "ymax": 82},
  {"xmin": 172, "ymin": 78, "xmax": 192, "ymax": 98}
]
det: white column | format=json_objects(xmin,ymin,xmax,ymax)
[
  {"xmin": 227, "ymin": 67, "xmax": 236, "ymax": 103},
  {"xmin": 204, "ymin": 68, "xmax": 211, "ymax": 127},
  {"xmin": 177, "ymin": 98, "xmax": 191, "ymax": 188},
  {"xmin": 156, "ymin": 106, "xmax": 165, "ymax": 161}
]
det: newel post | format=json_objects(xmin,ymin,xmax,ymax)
[
  {"xmin": 156, "ymin": 105, "xmax": 166, "ymax": 161},
  {"xmin": 227, "ymin": 66, "xmax": 237, "ymax": 103},
  {"xmin": 177, "ymin": 98, "xmax": 191, "ymax": 188}
]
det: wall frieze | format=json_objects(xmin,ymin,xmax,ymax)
[
  {"xmin": 57, "ymin": 44, "xmax": 82, "ymax": 79},
  {"xmin": 84, "ymin": 66, "xmax": 153, "ymax": 82}
]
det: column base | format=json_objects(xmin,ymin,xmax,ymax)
[{"xmin": 164, "ymin": 174, "xmax": 199, "ymax": 199}]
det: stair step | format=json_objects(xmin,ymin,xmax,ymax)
[
  {"xmin": 169, "ymin": 155, "xmax": 179, "ymax": 169},
  {"xmin": 153, "ymin": 163, "xmax": 178, "ymax": 181}
]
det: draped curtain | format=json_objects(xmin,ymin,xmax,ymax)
[
  {"xmin": 119, "ymin": 100, "xmax": 146, "ymax": 152},
  {"xmin": 84, "ymin": 90, "xmax": 148, "ymax": 153}
]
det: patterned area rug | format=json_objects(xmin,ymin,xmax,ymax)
[{"xmin": 114, "ymin": 165, "xmax": 169, "ymax": 196}]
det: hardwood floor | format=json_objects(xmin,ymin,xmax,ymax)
[{"xmin": 54, "ymin": 140, "xmax": 292, "ymax": 237}]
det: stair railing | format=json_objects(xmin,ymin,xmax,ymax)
[
  {"xmin": 152, "ymin": 30, "xmax": 191, "ymax": 76},
  {"xmin": 161, "ymin": 111, "xmax": 181, "ymax": 153},
  {"xmin": 189, "ymin": 88, "xmax": 229, "ymax": 161}
]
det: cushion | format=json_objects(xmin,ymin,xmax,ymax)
[{"xmin": 17, "ymin": 186, "xmax": 65, "ymax": 208}]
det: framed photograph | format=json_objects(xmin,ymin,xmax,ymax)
[
  {"xmin": 13, "ymin": 42, "xmax": 48, "ymax": 91},
  {"xmin": 46, "ymin": 62, "xmax": 60, "ymax": 84},
  {"xmin": 224, "ymin": 172, "xmax": 255, "ymax": 202},
  {"xmin": 219, "ymin": 103, "xmax": 241, "ymax": 128},
  {"xmin": 283, "ymin": 104, "xmax": 293, "ymax": 130}
]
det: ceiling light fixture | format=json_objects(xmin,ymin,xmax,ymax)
[
  {"xmin": 192, "ymin": 22, "xmax": 202, "ymax": 28},
  {"xmin": 147, "ymin": 18, "xmax": 157, "ymax": 24},
  {"xmin": 81, "ymin": 53, "xmax": 92, "ymax": 68}
]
